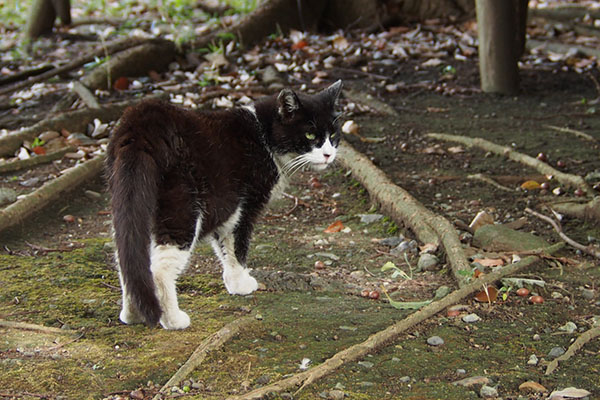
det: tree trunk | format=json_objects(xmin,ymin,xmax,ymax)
[
  {"xmin": 25, "ymin": 0, "xmax": 71, "ymax": 39},
  {"xmin": 475, "ymin": 0, "xmax": 519, "ymax": 94},
  {"xmin": 514, "ymin": 0, "xmax": 529, "ymax": 58}
]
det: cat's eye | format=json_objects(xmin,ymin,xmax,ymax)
[
  {"xmin": 331, "ymin": 132, "xmax": 337, "ymax": 139},
  {"xmin": 305, "ymin": 132, "xmax": 316, "ymax": 140}
]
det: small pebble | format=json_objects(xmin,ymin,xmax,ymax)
[
  {"xmin": 417, "ymin": 253, "xmax": 439, "ymax": 271},
  {"xmin": 380, "ymin": 236, "xmax": 404, "ymax": 247},
  {"xmin": 533, "ymin": 334, "xmax": 541, "ymax": 341},
  {"xmin": 359, "ymin": 213, "xmax": 383, "ymax": 224},
  {"xmin": 427, "ymin": 336, "xmax": 444, "ymax": 346},
  {"xmin": 399, "ymin": 376, "xmax": 411, "ymax": 383},
  {"xmin": 328, "ymin": 389, "xmax": 345, "ymax": 400},
  {"xmin": 527, "ymin": 354, "xmax": 538, "ymax": 366},
  {"xmin": 558, "ymin": 321, "xmax": 577, "ymax": 334},
  {"xmin": 480, "ymin": 385, "xmax": 498, "ymax": 398},
  {"xmin": 456, "ymin": 369, "xmax": 466, "ymax": 375},
  {"xmin": 358, "ymin": 361, "xmax": 374, "ymax": 368},
  {"xmin": 581, "ymin": 288, "xmax": 595, "ymax": 300},
  {"xmin": 548, "ymin": 346, "xmax": 566, "ymax": 358},
  {"xmin": 462, "ymin": 313, "xmax": 481, "ymax": 323}
]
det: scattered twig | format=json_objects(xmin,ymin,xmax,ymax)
[
  {"xmin": 47, "ymin": 332, "xmax": 85, "ymax": 351},
  {"xmin": 0, "ymin": 147, "xmax": 75, "ymax": 174},
  {"xmin": 227, "ymin": 243, "xmax": 564, "ymax": 400},
  {"xmin": 0, "ymin": 155, "xmax": 106, "ymax": 234},
  {"xmin": 154, "ymin": 315, "xmax": 257, "ymax": 399},
  {"xmin": 0, "ymin": 392, "xmax": 50, "ymax": 399},
  {"xmin": 0, "ymin": 319, "xmax": 76, "ymax": 335},
  {"xmin": 427, "ymin": 133, "xmax": 593, "ymax": 195},
  {"xmin": 544, "ymin": 125, "xmax": 597, "ymax": 142},
  {"xmin": 467, "ymin": 173, "xmax": 514, "ymax": 192},
  {"xmin": 545, "ymin": 326, "xmax": 600, "ymax": 375},
  {"xmin": 524, "ymin": 207, "xmax": 600, "ymax": 259}
]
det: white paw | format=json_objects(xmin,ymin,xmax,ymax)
[
  {"xmin": 160, "ymin": 309, "xmax": 191, "ymax": 330},
  {"xmin": 223, "ymin": 268, "xmax": 259, "ymax": 295},
  {"xmin": 119, "ymin": 308, "xmax": 143, "ymax": 325}
]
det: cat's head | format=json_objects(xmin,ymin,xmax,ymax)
[{"xmin": 269, "ymin": 80, "xmax": 343, "ymax": 172}]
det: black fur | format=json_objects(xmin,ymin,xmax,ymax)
[{"xmin": 106, "ymin": 81, "xmax": 342, "ymax": 326}]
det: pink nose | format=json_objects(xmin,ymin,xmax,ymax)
[{"xmin": 323, "ymin": 154, "xmax": 331, "ymax": 161}]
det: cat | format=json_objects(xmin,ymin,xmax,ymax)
[{"xmin": 106, "ymin": 80, "xmax": 342, "ymax": 329}]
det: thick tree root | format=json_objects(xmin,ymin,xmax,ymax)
[
  {"xmin": 427, "ymin": 133, "xmax": 593, "ymax": 195},
  {"xmin": 338, "ymin": 141, "xmax": 472, "ymax": 287},
  {"xmin": 228, "ymin": 244, "xmax": 564, "ymax": 400},
  {"xmin": 552, "ymin": 197, "xmax": 600, "ymax": 226},
  {"xmin": 0, "ymin": 319, "xmax": 77, "ymax": 335},
  {"xmin": 0, "ymin": 155, "xmax": 105, "ymax": 233},
  {"xmin": 545, "ymin": 326, "xmax": 600, "ymax": 375},
  {"xmin": 154, "ymin": 315, "xmax": 256, "ymax": 399},
  {"xmin": 0, "ymin": 147, "xmax": 75, "ymax": 174}
]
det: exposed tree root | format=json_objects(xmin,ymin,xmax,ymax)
[
  {"xmin": 545, "ymin": 125, "xmax": 597, "ymax": 142},
  {"xmin": 228, "ymin": 243, "xmax": 564, "ymax": 400},
  {"xmin": 0, "ymin": 37, "xmax": 145, "ymax": 97},
  {"xmin": 338, "ymin": 141, "xmax": 472, "ymax": 287},
  {"xmin": 545, "ymin": 326, "xmax": 600, "ymax": 375},
  {"xmin": 0, "ymin": 96, "xmax": 163, "ymax": 157},
  {"xmin": 154, "ymin": 315, "xmax": 257, "ymax": 399},
  {"xmin": 551, "ymin": 197, "xmax": 600, "ymax": 226},
  {"xmin": 467, "ymin": 173, "xmax": 514, "ymax": 192},
  {"xmin": 0, "ymin": 155, "xmax": 105, "ymax": 233},
  {"xmin": 525, "ymin": 207, "xmax": 600, "ymax": 259},
  {"xmin": 0, "ymin": 147, "xmax": 75, "ymax": 174},
  {"xmin": 527, "ymin": 39, "xmax": 600, "ymax": 61},
  {"xmin": 427, "ymin": 133, "xmax": 593, "ymax": 195},
  {"xmin": 0, "ymin": 319, "xmax": 77, "ymax": 335}
]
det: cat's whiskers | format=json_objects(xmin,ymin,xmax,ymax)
[{"xmin": 282, "ymin": 155, "xmax": 312, "ymax": 177}]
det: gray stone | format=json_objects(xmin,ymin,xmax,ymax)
[
  {"xmin": 380, "ymin": 236, "xmax": 404, "ymax": 247},
  {"xmin": 261, "ymin": 66, "xmax": 281, "ymax": 84},
  {"xmin": 358, "ymin": 361, "xmax": 374, "ymax": 368},
  {"xmin": 358, "ymin": 213, "xmax": 384, "ymax": 224},
  {"xmin": 0, "ymin": 188, "xmax": 17, "ymax": 206},
  {"xmin": 548, "ymin": 346, "xmax": 566, "ymax": 358},
  {"xmin": 456, "ymin": 369, "xmax": 466, "ymax": 375},
  {"xmin": 20, "ymin": 177, "xmax": 40, "ymax": 187},
  {"xmin": 462, "ymin": 313, "xmax": 481, "ymax": 323},
  {"xmin": 434, "ymin": 286, "xmax": 451, "ymax": 299},
  {"xmin": 67, "ymin": 132, "xmax": 96, "ymax": 146},
  {"xmin": 38, "ymin": 130, "xmax": 60, "ymax": 142},
  {"xmin": 480, "ymin": 385, "xmax": 498, "ymax": 398},
  {"xmin": 359, "ymin": 382, "xmax": 374, "ymax": 388},
  {"xmin": 84, "ymin": 190, "xmax": 102, "ymax": 199},
  {"xmin": 473, "ymin": 224, "xmax": 550, "ymax": 252},
  {"xmin": 417, "ymin": 253, "xmax": 440, "ymax": 271},
  {"xmin": 256, "ymin": 374, "xmax": 271, "ymax": 385},
  {"xmin": 427, "ymin": 336, "xmax": 444, "ymax": 346},
  {"xmin": 581, "ymin": 288, "xmax": 595, "ymax": 300},
  {"xmin": 399, "ymin": 376, "xmax": 411, "ymax": 383},
  {"xmin": 559, "ymin": 322, "xmax": 577, "ymax": 333},
  {"xmin": 390, "ymin": 240, "xmax": 417, "ymax": 256},
  {"xmin": 328, "ymin": 389, "xmax": 345, "ymax": 400},
  {"xmin": 452, "ymin": 376, "xmax": 489, "ymax": 387}
]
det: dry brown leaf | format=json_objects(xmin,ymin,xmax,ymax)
[
  {"xmin": 519, "ymin": 381, "xmax": 548, "ymax": 393},
  {"xmin": 324, "ymin": 220, "xmax": 344, "ymax": 233},
  {"xmin": 472, "ymin": 258, "xmax": 505, "ymax": 267},
  {"xmin": 520, "ymin": 180, "xmax": 541, "ymax": 190},
  {"xmin": 474, "ymin": 286, "xmax": 498, "ymax": 302},
  {"xmin": 468, "ymin": 211, "xmax": 494, "ymax": 231}
]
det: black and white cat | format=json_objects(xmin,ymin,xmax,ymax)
[{"xmin": 106, "ymin": 80, "xmax": 342, "ymax": 329}]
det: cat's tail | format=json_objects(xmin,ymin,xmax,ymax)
[{"xmin": 109, "ymin": 146, "xmax": 162, "ymax": 327}]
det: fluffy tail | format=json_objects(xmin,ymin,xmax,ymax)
[{"xmin": 109, "ymin": 146, "xmax": 162, "ymax": 326}]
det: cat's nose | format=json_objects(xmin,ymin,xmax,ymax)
[{"xmin": 323, "ymin": 154, "xmax": 331, "ymax": 161}]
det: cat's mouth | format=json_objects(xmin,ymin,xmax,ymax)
[{"xmin": 312, "ymin": 161, "xmax": 331, "ymax": 170}]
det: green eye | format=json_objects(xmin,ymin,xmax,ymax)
[
  {"xmin": 305, "ymin": 132, "xmax": 316, "ymax": 140},
  {"xmin": 331, "ymin": 132, "xmax": 337, "ymax": 138}
]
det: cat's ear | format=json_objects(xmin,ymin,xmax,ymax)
[
  {"xmin": 277, "ymin": 89, "xmax": 301, "ymax": 120},
  {"xmin": 320, "ymin": 80, "xmax": 343, "ymax": 108}
]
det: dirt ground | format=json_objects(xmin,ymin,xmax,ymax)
[{"xmin": 1, "ymin": 39, "xmax": 600, "ymax": 400}]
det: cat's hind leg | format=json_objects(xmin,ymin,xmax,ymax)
[
  {"xmin": 150, "ymin": 243, "xmax": 192, "ymax": 329},
  {"xmin": 211, "ymin": 208, "xmax": 258, "ymax": 295},
  {"xmin": 116, "ymin": 266, "xmax": 144, "ymax": 325}
]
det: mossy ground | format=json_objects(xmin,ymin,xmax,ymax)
[{"xmin": 1, "ymin": 68, "xmax": 599, "ymax": 399}]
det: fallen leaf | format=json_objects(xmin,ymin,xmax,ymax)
[
  {"xmin": 324, "ymin": 220, "xmax": 344, "ymax": 233},
  {"xmin": 447, "ymin": 146, "xmax": 464, "ymax": 154},
  {"xmin": 422, "ymin": 58, "xmax": 443, "ymax": 67},
  {"xmin": 32, "ymin": 146, "xmax": 46, "ymax": 155},
  {"xmin": 520, "ymin": 180, "xmax": 541, "ymax": 190},
  {"xmin": 342, "ymin": 120, "xmax": 359, "ymax": 135},
  {"xmin": 291, "ymin": 40, "xmax": 308, "ymax": 50},
  {"xmin": 332, "ymin": 35, "xmax": 350, "ymax": 51},
  {"xmin": 472, "ymin": 258, "xmax": 504, "ymax": 267},
  {"xmin": 549, "ymin": 387, "xmax": 591, "ymax": 399},
  {"xmin": 474, "ymin": 286, "xmax": 498, "ymax": 302},
  {"xmin": 518, "ymin": 381, "xmax": 548, "ymax": 393},
  {"xmin": 113, "ymin": 76, "xmax": 129, "ymax": 91},
  {"xmin": 468, "ymin": 211, "xmax": 494, "ymax": 231}
]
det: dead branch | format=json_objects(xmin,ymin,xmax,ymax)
[
  {"xmin": 467, "ymin": 173, "xmax": 514, "ymax": 192},
  {"xmin": 0, "ymin": 65, "xmax": 54, "ymax": 87},
  {"xmin": 154, "ymin": 315, "xmax": 256, "ymax": 398},
  {"xmin": 228, "ymin": 243, "xmax": 564, "ymax": 400},
  {"xmin": 525, "ymin": 207, "xmax": 600, "ymax": 259},
  {"xmin": 0, "ymin": 319, "xmax": 76, "ymax": 335},
  {"xmin": 545, "ymin": 125, "xmax": 597, "ymax": 142},
  {"xmin": 529, "ymin": 5, "xmax": 600, "ymax": 21},
  {"xmin": 70, "ymin": 82, "xmax": 100, "ymax": 109},
  {"xmin": 526, "ymin": 39, "xmax": 600, "ymax": 61},
  {"xmin": 545, "ymin": 326, "xmax": 600, "ymax": 375},
  {"xmin": 338, "ymin": 141, "xmax": 472, "ymax": 287},
  {"xmin": 0, "ymin": 147, "xmax": 75, "ymax": 174},
  {"xmin": 0, "ymin": 37, "xmax": 145, "ymax": 97},
  {"xmin": 0, "ymin": 155, "xmax": 105, "ymax": 233},
  {"xmin": 427, "ymin": 133, "xmax": 592, "ymax": 195},
  {"xmin": 551, "ymin": 197, "xmax": 600, "ymax": 225}
]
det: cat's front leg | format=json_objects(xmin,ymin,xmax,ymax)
[{"xmin": 210, "ymin": 233, "xmax": 258, "ymax": 296}]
